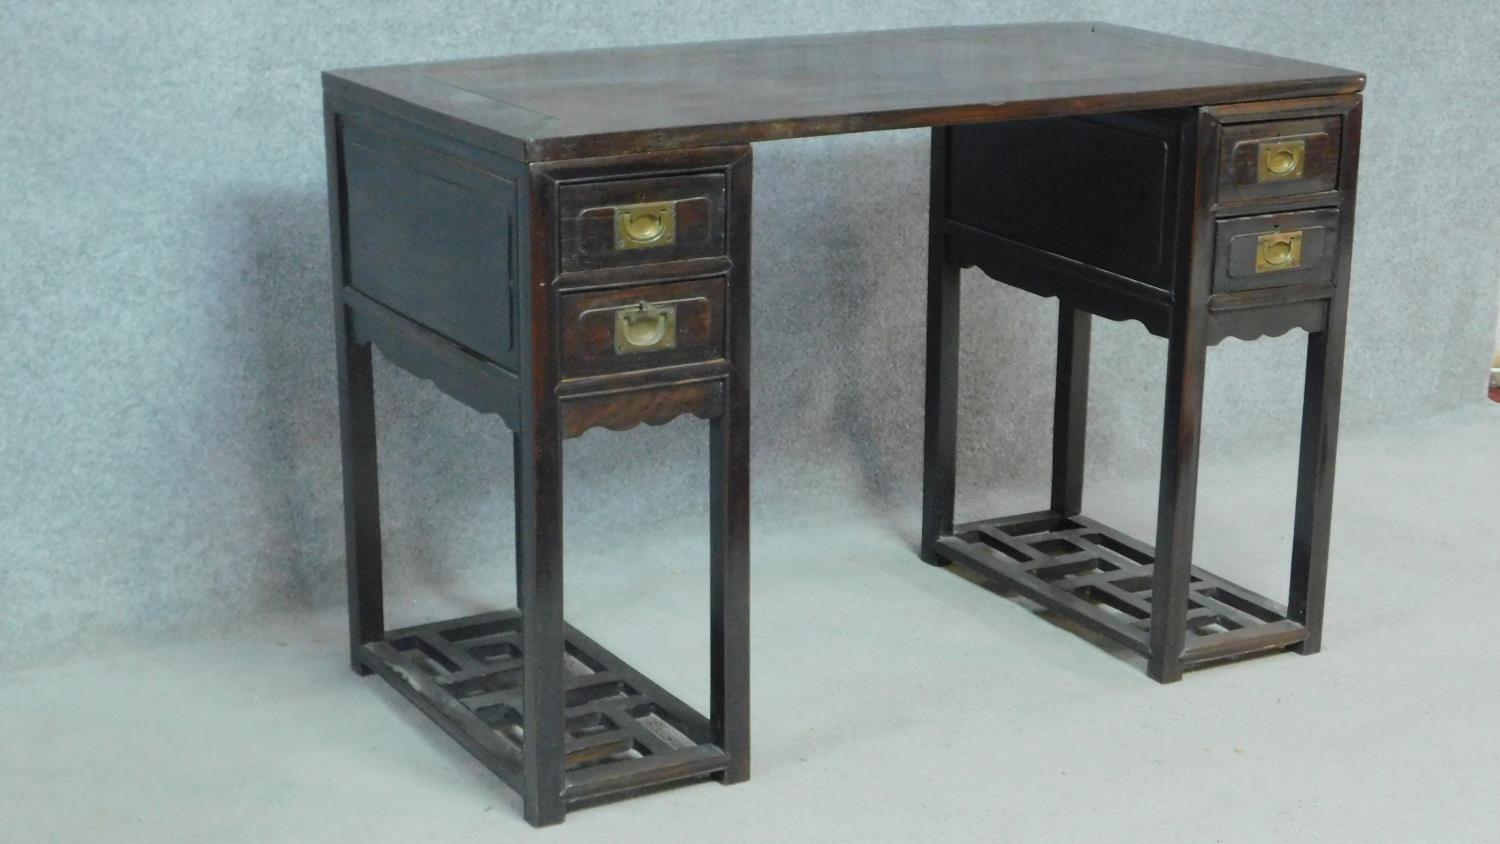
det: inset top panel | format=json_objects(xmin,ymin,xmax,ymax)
[{"xmin": 325, "ymin": 23, "xmax": 1363, "ymax": 161}]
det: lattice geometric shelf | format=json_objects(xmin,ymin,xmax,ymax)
[
  {"xmin": 360, "ymin": 611, "xmax": 728, "ymax": 807},
  {"xmin": 935, "ymin": 511, "xmax": 1308, "ymax": 668}
]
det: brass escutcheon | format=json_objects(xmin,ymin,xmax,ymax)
[
  {"xmin": 614, "ymin": 302, "xmax": 677, "ymax": 354},
  {"xmin": 1258, "ymin": 139, "xmax": 1306, "ymax": 182},
  {"xmin": 614, "ymin": 201, "xmax": 677, "ymax": 250},
  {"xmin": 1255, "ymin": 230, "xmax": 1304, "ymax": 273}
]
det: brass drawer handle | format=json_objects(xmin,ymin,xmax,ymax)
[
  {"xmin": 615, "ymin": 201, "xmax": 677, "ymax": 250},
  {"xmin": 575, "ymin": 296, "xmax": 705, "ymax": 355},
  {"xmin": 1258, "ymin": 139, "xmax": 1306, "ymax": 182},
  {"xmin": 1256, "ymin": 230, "xmax": 1304, "ymax": 273},
  {"xmin": 615, "ymin": 302, "xmax": 676, "ymax": 353}
]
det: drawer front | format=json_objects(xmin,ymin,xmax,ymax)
[
  {"xmin": 559, "ymin": 277, "xmax": 726, "ymax": 378},
  {"xmin": 1213, "ymin": 209, "xmax": 1341, "ymax": 294},
  {"xmin": 1217, "ymin": 116, "xmax": 1341, "ymax": 204},
  {"xmin": 557, "ymin": 173, "xmax": 727, "ymax": 272}
]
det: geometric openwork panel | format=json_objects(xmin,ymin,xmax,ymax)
[
  {"xmin": 364, "ymin": 611, "xmax": 728, "ymax": 805},
  {"xmin": 940, "ymin": 512, "xmax": 1308, "ymax": 667}
]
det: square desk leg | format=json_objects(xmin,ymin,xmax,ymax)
[
  {"xmin": 328, "ymin": 119, "xmax": 383, "ymax": 676},
  {"xmin": 919, "ymin": 241, "xmax": 961, "ymax": 560},
  {"xmin": 1287, "ymin": 285, "xmax": 1349, "ymax": 656},
  {"xmin": 512, "ymin": 409, "xmax": 567, "ymax": 824},
  {"xmin": 922, "ymin": 99, "xmax": 1360, "ymax": 682},
  {"xmin": 1147, "ymin": 302, "xmax": 1211, "ymax": 683},
  {"xmin": 709, "ymin": 387, "xmax": 753, "ymax": 785},
  {"xmin": 334, "ymin": 320, "xmax": 383, "ymax": 677}
]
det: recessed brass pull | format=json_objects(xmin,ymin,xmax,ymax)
[
  {"xmin": 613, "ymin": 302, "xmax": 677, "ymax": 354},
  {"xmin": 1255, "ymin": 230, "xmax": 1304, "ymax": 273},
  {"xmin": 614, "ymin": 201, "xmax": 677, "ymax": 250},
  {"xmin": 1258, "ymin": 139, "xmax": 1306, "ymax": 182}
]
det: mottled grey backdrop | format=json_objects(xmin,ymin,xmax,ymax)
[{"xmin": 3, "ymin": 1, "xmax": 1497, "ymax": 656}]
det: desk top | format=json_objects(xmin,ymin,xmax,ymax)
[{"xmin": 325, "ymin": 23, "xmax": 1363, "ymax": 162}]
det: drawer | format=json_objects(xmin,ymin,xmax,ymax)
[
  {"xmin": 1213, "ymin": 208, "xmax": 1341, "ymax": 294},
  {"xmin": 1216, "ymin": 116, "xmax": 1341, "ymax": 204},
  {"xmin": 559, "ymin": 277, "xmax": 726, "ymax": 378},
  {"xmin": 557, "ymin": 173, "xmax": 727, "ymax": 272}
]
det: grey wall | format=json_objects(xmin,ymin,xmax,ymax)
[{"xmin": 3, "ymin": 1, "xmax": 1498, "ymax": 656}]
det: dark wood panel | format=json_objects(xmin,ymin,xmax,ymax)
[
  {"xmin": 557, "ymin": 172, "xmax": 726, "ymax": 272},
  {"xmin": 558, "ymin": 277, "xmax": 726, "ymax": 378},
  {"xmin": 324, "ymin": 23, "xmax": 1363, "ymax": 160},
  {"xmin": 341, "ymin": 119, "xmax": 518, "ymax": 366},
  {"xmin": 948, "ymin": 113, "xmax": 1187, "ymax": 288}
]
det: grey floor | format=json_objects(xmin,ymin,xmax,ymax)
[{"xmin": 3, "ymin": 406, "xmax": 1497, "ymax": 842}]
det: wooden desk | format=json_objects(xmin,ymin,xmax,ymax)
[{"xmin": 322, "ymin": 23, "xmax": 1363, "ymax": 826}]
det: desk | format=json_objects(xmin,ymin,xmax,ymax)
[{"xmin": 322, "ymin": 23, "xmax": 1363, "ymax": 826}]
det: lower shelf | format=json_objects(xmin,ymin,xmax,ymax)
[
  {"xmin": 360, "ymin": 610, "xmax": 728, "ymax": 807},
  {"xmin": 935, "ymin": 511, "xmax": 1307, "ymax": 668}
]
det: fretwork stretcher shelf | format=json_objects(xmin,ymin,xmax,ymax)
[
  {"xmin": 938, "ymin": 513, "xmax": 1307, "ymax": 667},
  {"xmin": 363, "ymin": 611, "xmax": 729, "ymax": 807}
]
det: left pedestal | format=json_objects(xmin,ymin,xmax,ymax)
[{"xmin": 325, "ymin": 91, "xmax": 753, "ymax": 827}]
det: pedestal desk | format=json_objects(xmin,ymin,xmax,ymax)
[{"xmin": 322, "ymin": 23, "xmax": 1363, "ymax": 826}]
